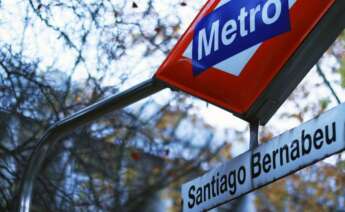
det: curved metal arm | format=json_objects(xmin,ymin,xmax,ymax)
[{"xmin": 18, "ymin": 78, "xmax": 167, "ymax": 212}]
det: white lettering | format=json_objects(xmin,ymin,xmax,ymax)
[
  {"xmin": 198, "ymin": 20, "xmax": 220, "ymax": 60},
  {"xmin": 221, "ymin": 19, "xmax": 237, "ymax": 46},
  {"xmin": 250, "ymin": 5, "xmax": 261, "ymax": 32},
  {"xmin": 196, "ymin": 0, "xmax": 285, "ymax": 60},
  {"xmin": 262, "ymin": 0, "xmax": 282, "ymax": 25},
  {"xmin": 238, "ymin": 7, "xmax": 248, "ymax": 37}
]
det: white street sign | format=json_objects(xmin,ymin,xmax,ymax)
[{"xmin": 182, "ymin": 103, "xmax": 345, "ymax": 211}]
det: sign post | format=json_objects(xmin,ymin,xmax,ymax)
[{"xmin": 182, "ymin": 103, "xmax": 345, "ymax": 211}]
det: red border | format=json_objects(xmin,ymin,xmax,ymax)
[{"xmin": 156, "ymin": 0, "xmax": 335, "ymax": 114}]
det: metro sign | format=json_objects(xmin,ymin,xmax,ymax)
[
  {"xmin": 155, "ymin": 0, "xmax": 345, "ymax": 124},
  {"xmin": 192, "ymin": 0, "xmax": 291, "ymax": 76}
]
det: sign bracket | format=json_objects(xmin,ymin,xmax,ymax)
[
  {"xmin": 249, "ymin": 121, "xmax": 259, "ymax": 149},
  {"xmin": 17, "ymin": 78, "xmax": 167, "ymax": 212}
]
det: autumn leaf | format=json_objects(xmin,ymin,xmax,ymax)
[
  {"xmin": 124, "ymin": 168, "xmax": 138, "ymax": 184},
  {"xmin": 319, "ymin": 97, "xmax": 331, "ymax": 111},
  {"xmin": 260, "ymin": 131, "xmax": 273, "ymax": 143},
  {"xmin": 130, "ymin": 151, "xmax": 140, "ymax": 161}
]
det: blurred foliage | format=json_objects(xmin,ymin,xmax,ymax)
[
  {"xmin": 340, "ymin": 57, "xmax": 345, "ymax": 88},
  {"xmin": 337, "ymin": 30, "xmax": 345, "ymax": 88},
  {"xmin": 256, "ymin": 162, "xmax": 345, "ymax": 212}
]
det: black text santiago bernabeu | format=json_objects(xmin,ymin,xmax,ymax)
[{"xmin": 187, "ymin": 122, "xmax": 336, "ymax": 209}]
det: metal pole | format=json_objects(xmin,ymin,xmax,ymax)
[
  {"xmin": 249, "ymin": 121, "xmax": 259, "ymax": 149},
  {"xmin": 18, "ymin": 78, "xmax": 167, "ymax": 212}
]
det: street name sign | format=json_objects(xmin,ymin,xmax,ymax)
[
  {"xmin": 155, "ymin": 0, "xmax": 345, "ymax": 124},
  {"xmin": 182, "ymin": 103, "xmax": 345, "ymax": 211}
]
